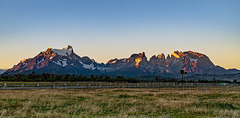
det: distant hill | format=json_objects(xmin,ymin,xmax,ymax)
[
  {"xmin": 5, "ymin": 45, "xmax": 240, "ymax": 78},
  {"xmin": 0, "ymin": 69, "xmax": 6, "ymax": 74}
]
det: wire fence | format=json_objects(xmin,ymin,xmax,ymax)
[{"xmin": 1, "ymin": 82, "xmax": 240, "ymax": 93}]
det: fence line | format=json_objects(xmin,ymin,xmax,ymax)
[{"xmin": 0, "ymin": 82, "xmax": 239, "ymax": 92}]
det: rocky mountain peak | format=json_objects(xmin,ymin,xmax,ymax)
[
  {"xmin": 150, "ymin": 55, "xmax": 157, "ymax": 60},
  {"xmin": 135, "ymin": 52, "xmax": 146, "ymax": 68},
  {"xmin": 167, "ymin": 54, "xmax": 170, "ymax": 59},
  {"xmin": 184, "ymin": 51, "xmax": 205, "ymax": 58},
  {"xmin": 129, "ymin": 52, "xmax": 146, "ymax": 60},
  {"xmin": 171, "ymin": 51, "xmax": 186, "ymax": 58},
  {"xmin": 20, "ymin": 59, "xmax": 27, "ymax": 63},
  {"xmin": 107, "ymin": 58, "xmax": 118, "ymax": 64},
  {"xmin": 157, "ymin": 53, "xmax": 165, "ymax": 59},
  {"xmin": 64, "ymin": 45, "xmax": 73, "ymax": 51}
]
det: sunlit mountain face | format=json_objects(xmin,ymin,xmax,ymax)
[{"xmin": 5, "ymin": 45, "xmax": 240, "ymax": 77}]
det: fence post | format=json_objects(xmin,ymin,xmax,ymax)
[
  {"xmin": 37, "ymin": 83, "xmax": 40, "ymax": 89},
  {"xmin": 161, "ymin": 82, "xmax": 162, "ymax": 90},
  {"xmin": 87, "ymin": 82, "xmax": 90, "ymax": 88},
  {"xmin": 239, "ymin": 84, "xmax": 240, "ymax": 93},
  {"xmin": 51, "ymin": 82, "xmax": 54, "ymax": 89},
  {"xmin": 180, "ymin": 83, "xmax": 182, "ymax": 91},
  {"xmin": 204, "ymin": 85, "xmax": 206, "ymax": 94},
  {"xmin": 197, "ymin": 83, "xmax": 198, "ymax": 93},
  {"xmin": 170, "ymin": 83, "xmax": 172, "ymax": 92},
  {"xmin": 189, "ymin": 83, "xmax": 190, "ymax": 91},
  {"xmin": 76, "ymin": 82, "xmax": 79, "ymax": 89},
  {"xmin": 166, "ymin": 83, "xmax": 168, "ymax": 91},
  {"xmin": 226, "ymin": 85, "xmax": 228, "ymax": 93},
  {"xmin": 173, "ymin": 83, "xmax": 175, "ymax": 92},
  {"xmin": 158, "ymin": 82, "xmax": 160, "ymax": 92},
  {"xmin": 183, "ymin": 84, "xmax": 184, "ymax": 92},
  {"xmin": 219, "ymin": 85, "xmax": 221, "ymax": 93},
  {"xmin": 4, "ymin": 83, "xmax": 7, "ymax": 88},
  {"xmin": 64, "ymin": 83, "xmax": 67, "ymax": 89}
]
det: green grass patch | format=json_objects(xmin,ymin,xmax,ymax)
[
  {"xmin": 194, "ymin": 102, "xmax": 239, "ymax": 110},
  {"xmin": 142, "ymin": 93, "xmax": 154, "ymax": 96},
  {"xmin": 1, "ymin": 98, "xmax": 27, "ymax": 104}
]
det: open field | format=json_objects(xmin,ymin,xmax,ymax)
[{"xmin": 0, "ymin": 87, "xmax": 240, "ymax": 117}]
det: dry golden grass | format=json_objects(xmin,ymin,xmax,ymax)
[{"xmin": 0, "ymin": 87, "xmax": 240, "ymax": 117}]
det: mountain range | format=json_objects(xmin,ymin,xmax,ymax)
[{"xmin": 5, "ymin": 45, "xmax": 240, "ymax": 77}]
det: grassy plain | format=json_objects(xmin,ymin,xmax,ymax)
[{"xmin": 0, "ymin": 87, "xmax": 240, "ymax": 117}]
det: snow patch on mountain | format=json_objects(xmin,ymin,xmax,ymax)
[
  {"xmin": 62, "ymin": 59, "xmax": 68, "ymax": 66},
  {"xmin": 53, "ymin": 61, "xmax": 61, "ymax": 66},
  {"xmin": 97, "ymin": 66, "xmax": 108, "ymax": 71},
  {"xmin": 52, "ymin": 49, "xmax": 72, "ymax": 56},
  {"xmin": 22, "ymin": 62, "xmax": 27, "ymax": 66},
  {"xmin": 37, "ymin": 58, "xmax": 45, "ymax": 65},
  {"xmin": 53, "ymin": 59, "xmax": 68, "ymax": 67},
  {"xmin": 190, "ymin": 58, "xmax": 198, "ymax": 63},
  {"xmin": 79, "ymin": 61, "xmax": 96, "ymax": 70},
  {"xmin": 172, "ymin": 59, "xmax": 179, "ymax": 65}
]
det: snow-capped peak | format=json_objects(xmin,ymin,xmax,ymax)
[{"xmin": 51, "ymin": 45, "xmax": 74, "ymax": 56}]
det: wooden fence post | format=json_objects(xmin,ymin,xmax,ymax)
[
  {"xmin": 158, "ymin": 82, "xmax": 160, "ymax": 92},
  {"xmin": 4, "ymin": 83, "xmax": 7, "ymax": 88},
  {"xmin": 204, "ymin": 85, "xmax": 206, "ymax": 94},
  {"xmin": 197, "ymin": 83, "xmax": 198, "ymax": 93}
]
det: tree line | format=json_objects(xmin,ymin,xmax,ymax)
[
  {"xmin": 0, "ymin": 72, "xmax": 238, "ymax": 83},
  {"xmin": 0, "ymin": 72, "xmax": 140, "ymax": 82}
]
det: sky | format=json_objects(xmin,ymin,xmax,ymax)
[{"xmin": 0, "ymin": 0, "xmax": 240, "ymax": 70}]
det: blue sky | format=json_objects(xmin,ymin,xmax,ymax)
[{"xmin": 0, "ymin": 0, "xmax": 240, "ymax": 69}]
